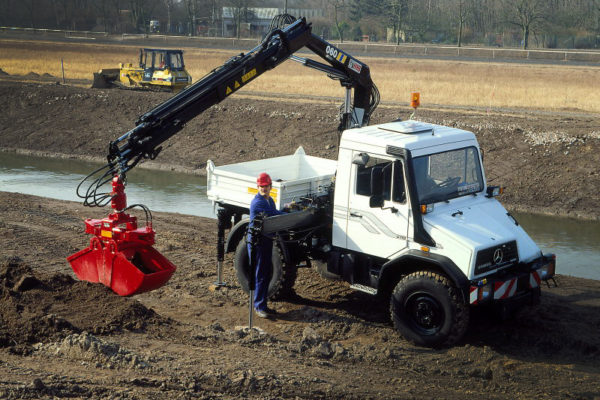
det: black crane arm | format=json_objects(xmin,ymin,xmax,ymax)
[
  {"xmin": 78, "ymin": 16, "xmax": 378, "ymax": 207},
  {"xmin": 108, "ymin": 16, "xmax": 378, "ymax": 175}
]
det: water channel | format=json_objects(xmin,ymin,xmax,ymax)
[{"xmin": 1, "ymin": 152, "xmax": 599, "ymax": 280}]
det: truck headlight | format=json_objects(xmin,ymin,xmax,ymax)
[{"xmin": 486, "ymin": 186, "xmax": 504, "ymax": 198}]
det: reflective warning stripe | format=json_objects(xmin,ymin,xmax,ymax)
[
  {"xmin": 247, "ymin": 187, "xmax": 278, "ymax": 203},
  {"xmin": 529, "ymin": 271, "xmax": 541, "ymax": 288},
  {"xmin": 469, "ymin": 287, "xmax": 478, "ymax": 305},
  {"xmin": 336, "ymin": 52, "xmax": 347, "ymax": 64},
  {"xmin": 493, "ymin": 278, "xmax": 517, "ymax": 300}
]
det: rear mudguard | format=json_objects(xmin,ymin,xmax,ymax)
[
  {"xmin": 226, "ymin": 219, "xmax": 249, "ymax": 254},
  {"xmin": 226, "ymin": 218, "xmax": 296, "ymax": 268}
]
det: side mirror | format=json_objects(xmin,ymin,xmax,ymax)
[
  {"xmin": 369, "ymin": 194, "xmax": 384, "ymax": 208},
  {"xmin": 370, "ymin": 165, "xmax": 383, "ymax": 195},
  {"xmin": 352, "ymin": 153, "xmax": 370, "ymax": 166}
]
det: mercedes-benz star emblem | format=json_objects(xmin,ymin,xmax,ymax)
[{"xmin": 493, "ymin": 248, "xmax": 504, "ymax": 264}]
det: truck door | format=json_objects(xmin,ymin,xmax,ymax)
[{"xmin": 345, "ymin": 153, "xmax": 409, "ymax": 258}]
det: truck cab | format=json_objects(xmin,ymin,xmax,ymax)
[{"xmin": 334, "ymin": 120, "xmax": 541, "ymax": 279}]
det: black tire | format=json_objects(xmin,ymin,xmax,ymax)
[
  {"xmin": 233, "ymin": 237, "xmax": 297, "ymax": 300},
  {"xmin": 390, "ymin": 271, "xmax": 469, "ymax": 347}
]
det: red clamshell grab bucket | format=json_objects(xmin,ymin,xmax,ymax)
[
  {"xmin": 68, "ymin": 176, "xmax": 176, "ymax": 296},
  {"xmin": 67, "ymin": 236, "xmax": 176, "ymax": 296}
]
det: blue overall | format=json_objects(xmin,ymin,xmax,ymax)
[{"xmin": 247, "ymin": 193, "xmax": 284, "ymax": 312}]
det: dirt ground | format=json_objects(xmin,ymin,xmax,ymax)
[{"xmin": 1, "ymin": 79, "xmax": 600, "ymax": 399}]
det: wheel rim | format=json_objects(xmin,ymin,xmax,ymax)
[{"xmin": 404, "ymin": 291, "xmax": 444, "ymax": 336}]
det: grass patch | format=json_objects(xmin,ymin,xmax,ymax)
[{"xmin": 1, "ymin": 39, "xmax": 599, "ymax": 113}]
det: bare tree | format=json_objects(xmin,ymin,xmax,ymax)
[
  {"xmin": 596, "ymin": 0, "xmax": 600, "ymax": 43},
  {"xmin": 330, "ymin": 0, "xmax": 349, "ymax": 42},
  {"xmin": 467, "ymin": 0, "xmax": 499, "ymax": 44},
  {"xmin": 129, "ymin": 0, "xmax": 159, "ymax": 33},
  {"xmin": 455, "ymin": 0, "xmax": 468, "ymax": 47},
  {"xmin": 93, "ymin": 0, "xmax": 113, "ymax": 32},
  {"xmin": 164, "ymin": 0, "xmax": 174, "ymax": 33},
  {"xmin": 226, "ymin": 0, "xmax": 252, "ymax": 39},
  {"xmin": 183, "ymin": 0, "xmax": 196, "ymax": 35},
  {"xmin": 22, "ymin": 0, "xmax": 37, "ymax": 28},
  {"xmin": 389, "ymin": 0, "xmax": 405, "ymax": 44},
  {"xmin": 502, "ymin": 0, "xmax": 547, "ymax": 49}
]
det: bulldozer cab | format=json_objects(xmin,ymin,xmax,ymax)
[
  {"xmin": 93, "ymin": 48, "xmax": 190, "ymax": 91},
  {"xmin": 139, "ymin": 48, "xmax": 185, "ymax": 71}
]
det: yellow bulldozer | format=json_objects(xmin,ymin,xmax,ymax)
[{"xmin": 92, "ymin": 48, "xmax": 192, "ymax": 91}]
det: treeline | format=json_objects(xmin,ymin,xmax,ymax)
[
  {"xmin": 345, "ymin": 0, "xmax": 600, "ymax": 49},
  {"xmin": 1, "ymin": 0, "xmax": 599, "ymax": 49}
]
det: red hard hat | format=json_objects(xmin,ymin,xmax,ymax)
[{"xmin": 257, "ymin": 172, "xmax": 272, "ymax": 186}]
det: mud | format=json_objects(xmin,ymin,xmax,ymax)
[
  {"xmin": 0, "ymin": 191, "xmax": 599, "ymax": 399},
  {"xmin": 0, "ymin": 79, "xmax": 600, "ymax": 398},
  {"xmin": 0, "ymin": 257, "xmax": 169, "ymax": 352}
]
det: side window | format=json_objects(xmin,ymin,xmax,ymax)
[
  {"xmin": 157, "ymin": 52, "xmax": 167, "ymax": 69},
  {"xmin": 143, "ymin": 52, "xmax": 150, "ymax": 68},
  {"xmin": 171, "ymin": 53, "xmax": 183, "ymax": 69},
  {"xmin": 356, "ymin": 156, "xmax": 397, "ymax": 201},
  {"xmin": 392, "ymin": 160, "xmax": 406, "ymax": 203}
]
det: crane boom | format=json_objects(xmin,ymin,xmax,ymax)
[{"xmin": 79, "ymin": 16, "xmax": 378, "ymax": 207}]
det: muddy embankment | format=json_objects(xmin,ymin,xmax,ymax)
[{"xmin": 1, "ymin": 80, "xmax": 600, "ymax": 219}]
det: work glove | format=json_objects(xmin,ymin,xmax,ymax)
[{"xmin": 283, "ymin": 201, "xmax": 297, "ymax": 212}]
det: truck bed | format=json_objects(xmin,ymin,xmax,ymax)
[{"xmin": 206, "ymin": 147, "xmax": 337, "ymax": 210}]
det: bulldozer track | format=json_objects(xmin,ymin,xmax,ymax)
[{"xmin": 107, "ymin": 80, "xmax": 175, "ymax": 93}]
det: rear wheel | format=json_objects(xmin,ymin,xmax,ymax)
[
  {"xmin": 390, "ymin": 271, "xmax": 469, "ymax": 347},
  {"xmin": 233, "ymin": 237, "xmax": 297, "ymax": 300}
]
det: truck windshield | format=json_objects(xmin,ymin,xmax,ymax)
[{"xmin": 412, "ymin": 146, "xmax": 483, "ymax": 204}]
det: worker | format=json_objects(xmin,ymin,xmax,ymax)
[{"xmin": 248, "ymin": 172, "xmax": 285, "ymax": 318}]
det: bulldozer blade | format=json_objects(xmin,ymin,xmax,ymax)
[{"xmin": 91, "ymin": 69, "xmax": 120, "ymax": 89}]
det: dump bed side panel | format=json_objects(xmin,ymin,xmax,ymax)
[{"xmin": 207, "ymin": 148, "xmax": 337, "ymax": 210}]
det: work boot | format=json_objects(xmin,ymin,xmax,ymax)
[
  {"xmin": 264, "ymin": 306, "xmax": 277, "ymax": 315},
  {"xmin": 254, "ymin": 308, "xmax": 268, "ymax": 318}
]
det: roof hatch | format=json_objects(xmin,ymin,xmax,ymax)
[{"xmin": 377, "ymin": 120, "xmax": 433, "ymax": 135}]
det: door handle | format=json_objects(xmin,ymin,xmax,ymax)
[{"xmin": 350, "ymin": 212, "xmax": 363, "ymax": 218}]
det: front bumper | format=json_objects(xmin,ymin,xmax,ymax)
[{"xmin": 469, "ymin": 253, "xmax": 555, "ymax": 306}]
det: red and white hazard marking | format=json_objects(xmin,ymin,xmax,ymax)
[{"xmin": 493, "ymin": 278, "xmax": 518, "ymax": 300}]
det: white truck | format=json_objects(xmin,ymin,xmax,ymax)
[{"xmin": 207, "ymin": 119, "xmax": 556, "ymax": 347}]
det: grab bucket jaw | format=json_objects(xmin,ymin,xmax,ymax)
[
  {"xmin": 67, "ymin": 176, "xmax": 176, "ymax": 296},
  {"xmin": 67, "ymin": 233, "xmax": 176, "ymax": 296}
]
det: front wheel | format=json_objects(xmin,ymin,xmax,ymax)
[
  {"xmin": 390, "ymin": 271, "xmax": 469, "ymax": 347},
  {"xmin": 233, "ymin": 237, "xmax": 297, "ymax": 300}
]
